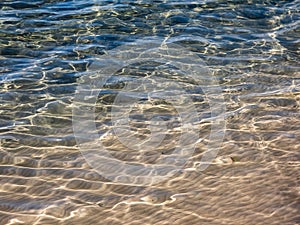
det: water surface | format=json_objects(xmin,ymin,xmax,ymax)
[{"xmin": 0, "ymin": 0, "xmax": 300, "ymax": 224}]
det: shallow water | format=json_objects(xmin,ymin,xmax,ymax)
[{"xmin": 0, "ymin": 0, "xmax": 300, "ymax": 224}]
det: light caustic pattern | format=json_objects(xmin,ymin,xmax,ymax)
[{"xmin": 72, "ymin": 37, "xmax": 226, "ymax": 186}]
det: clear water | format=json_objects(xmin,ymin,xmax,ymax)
[{"xmin": 0, "ymin": 0, "xmax": 300, "ymax": 224}]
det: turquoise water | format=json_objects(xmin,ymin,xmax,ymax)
[{"xmin": 0, "ymin": 1, "xmax": 299, "ymax": 224}]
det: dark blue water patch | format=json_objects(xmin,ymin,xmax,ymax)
[
  {"xmin": 47, "ymin": 85, "xmax": 77, "ymax": 96},
  {"xmin": 277, "ymin": 35, "xmax": 300, "ymax": 54},
  {"xmin": 45, "ymin": 72, "xmax": 80, "ymax": 84},
  {"xmin": 0, "ymin": 59, "xmax": 34, "ymax": 72},
  {"xmin": 237, "ymin": 6, "xmax": 276, "ymax": 19},
  {"xmin": 0, "ymin": 47, "xmax": 41, "ymax": 58},
  {"xmin": 165, "ymin": 15, "xmax": 190, "ymax": 24},
  {"xmin": 0, "ymin": 1, "xmax": 43, "ymax": 10},
  {"xmin": 0, "ymin": 119, "xmax": 15, "ymax": 132},
  {"xmin": 280, "ymin": 13, "xmax": 300, "ymax": 25},
  {"xmin": 45, "ymin": 1, "xmax": 93, "ymax": 11}
]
